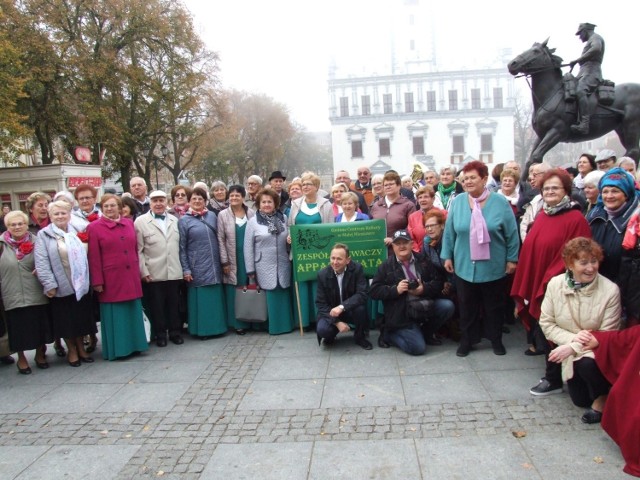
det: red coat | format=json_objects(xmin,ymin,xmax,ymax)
[
  {"xmin": 87, "ymin": 216, "xmax": 142, "ymax": 303},
  {"xmin": 593, "ymin": 326, "xmax": 640, "ymax": 477},
  {"xmin": 511, "ymin": 207, "xmax": 591, "ymax": 325}
]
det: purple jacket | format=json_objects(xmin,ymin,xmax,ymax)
[{"xmin": 87, "ymin": 216, "xmax": 142, "ymax": 303}]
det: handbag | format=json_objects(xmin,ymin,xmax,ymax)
[{"xmin": 235, "ymin": 284, "xmax": 268, "ymax": 322}]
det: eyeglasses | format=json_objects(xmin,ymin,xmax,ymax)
[
  {"xmin": 7, "ymin": 222, "xmax": 25, "ymax": 228},
  {"xmin": 383, "ymin": 183, "xmax": 396, "ymax": 188},
  {"xmin": 301, "ymin": 182, "xmax": 314, "ymax": 187},
  {"xmin": 424, "ymin": 224, "xmax": 440, "ymax": 229},
  {"xmin": 357, "ymin": 171, "xmax": 370, "ymax": 175},
  {"xmin": 175, "ymin": 193, "xmax": 187, "ymax": 197},
  {"xmin": 247, "ymin": 182, "xmax": 259, "ymax": 186},
  {"xmin": 542, "ymin": 186, "xmax": 563, "ymax": 192}
]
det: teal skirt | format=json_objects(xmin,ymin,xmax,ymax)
[
  {"xmin": 100, "ymin": 299, "xmax": 149, "ymax": 361},
  {"xmin": 187, "ymin": 284, "xmax": 227, "ymax": 337},
  {"xmin": 293, "ymin": 280, "xmax": 318, "ymax": 328},
  {"xmin": 266, "ymin": 287, "xmax": 295, "ymax": 335}
]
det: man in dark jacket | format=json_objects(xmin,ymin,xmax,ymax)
[
  {"xmin": 315, "ymin": 243, "xmax": 372, "ymax": 350},
  {"xmin": 370, "ymin": 230, "xmax": 433, "ymax": 355}
]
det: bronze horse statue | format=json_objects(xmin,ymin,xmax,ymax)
[{"xmin": 508, "ymin": 39, "xmax": 640, "ymax": 169}]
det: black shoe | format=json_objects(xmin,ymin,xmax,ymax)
[
  {"xmin": 529, "ymin": 378, "xmax": 563, "ymax": 396},
  {"xmin": 581, "ymin": 408, "xmax": 603, "ymax": 424},
  {"xmin": 425, "ymin": 335, "xmax": 442, "ymax": 346},
  {"xmin": 235, "ymin": 329, "xmax": 247, "ymax": 336},
  {"xmin": 524, "ymin": 347, "xmax": 545, "ymax": 356},
  {"xmin": 156, "ymin": 336, "xmax": 167, "ymax": 347},
  {"xmin": 492, "ymin": 341, "xmax": 506, "ymax": 356},
  {"xmin": 54, "ymin": 343, "xmax": 66, "ymax": 357},
  {"xmin": 322, "ymin": 337, "xmax": 336, "ymax": 346},
  {"xmin": 86, "ymin": 335, "xmax": 98, "ymax": 354},
  {"xmin": 377, "ymin": 334, "xmax": 390, "ymax": 349},
  {"xmin": 355, "ymin": 337, "xmax": 373, "ymax": 350},
  {"xmin": 79, "ymin": 356, "xmax": 94, "ymax": 363},
  {"xmin": 35, "ymin": 360, "xmax": 50, "ymax": 369},
  {"xmin": 68, "ymin": 359, "xmax": 81, "ymax": 367},
  {"xmin": 1, "ymin": 355, "xmax": 15, "ymax": 365},
  {"xmin": 17, "ymin": 364, "xmax": 32, "ymax": 375},
  {"xmin": 170, "ymin": 335, "xmax": 184, "ymax": 345},
  {"xmin": 456, "ymin": 343, "xmax": 471, "ymax": 357}
]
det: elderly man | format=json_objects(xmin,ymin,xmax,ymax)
[
  {"xmin": 245, "ymin": 175, "xmax": 263, "ymax": 211},
  {"xmin": 269, "ymin": 171, "xmax": 289, "ymax": 211},
  {"xmin": 570, "ymin": 23, "xmax": 605, "ymax": 135},
  {"xmin": 335, "ymin": 170, "xmax": 369, "ymax": 215},
  {"xmin": 370, "ymin": 230, "xmax": 435, "ymax": 356},
  {"xmin": 130, "ymin": 177, "xmax": 150, "ymax": 217},
  {"xmin": 135, "ymin": 190, "xmax": 184, "ymax": 347},
  {"xmin": 594, "ymin": 149, "xmax": 617, "ymax": 172},
  {"xmin": 352, "ymin": 166, "xmax": 374, "ymax": 206},
  {"xmin": 424, "ymin": 170, "xmax": 439, "ymax": 187},
  {"xmin": 519, "ymin": 162, "xmax": 551, "ymax": 241},
  {"xmin": 315, "ymin": 243, "xmax": 372, "ymax": 350}
]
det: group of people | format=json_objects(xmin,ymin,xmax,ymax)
[{"xmin": 1, "ymin": 156, "xmax": 639, "ymax": 475}]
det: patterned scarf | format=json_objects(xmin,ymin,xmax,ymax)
[
  {"xmin": 172, "ymin": 204, "xmax": 188, "ymax": 218},
  {"xmin": 469, "ymin": 189, "xmax": 491, "ymax": 261},
  {"xmin": 565, "ymin": 270, "xmax": 593, "ymax": 290},
  {"xmin": 256, "ymin": 210, "xmax": 285, "ymax": 235},
  {"xmin": 2, "ymin": 231, "xmax": 33, "ymax": 260},
  {"xmin": 50, "ymin": 224, "xmax": 90, "ymax": 300},
  {"xmin": 437, "ymin": 182, "xmax": 457, "ymax": 209},
  {"xmin": 543, "ymin": 195, "xmax": 572, "ymax": 216}
]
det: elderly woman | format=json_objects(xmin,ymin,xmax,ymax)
[
  {"xmin": 218, "ymin": 185, "xmax": 255, "ymax": 334},
  {"xmin": 587, "ymin": 167, "xmax": 640, "ymax": 282},
  {"xmin": 369, "ymin": 174, "xmax": 384, "ymax": 208},
  {"xmin": 336, "ymin": 192, "xmax": 369, "ymax": 222},
  {"xmin": 617, "ymin": 156, "xmax": 637, "ymax": 178},
  {"xmin": 71, "ymin": 184, "xmax": 101, "ymax": 227},
  {"xmin": 442, "ymin": 161, "xmax": 520, "ymax": 357},
  {"xmin": 244, "ymin": 188, "xmax": 295, "ymax": 334},
  {"xmin": 87, "ymin": 194, "xmax": 148, "ymax": 360},
  {"xmin": 540, "ymin": 237, "xmax": 621, "ymax": 424},
  {"xmin": 282, "ymin": 180, "xmax": 302, "ymax": 218},
  {"xmin": 120, "ymin": 196, "xmax": 138, "ymax": 220},
  {"xmin": 573, "ymin": 153, "xmax": 597, "ymax": 192},
  {"xmin": 511, "ymin": 169, "xmax": 592, "ymax": 394},
  {"xmin": 497, "ymin": 168, "xmax": 520, "ymax": 216},
  {"xmin": 168, "ymin": 185, "xmax": 191, "ymax": 218},
  {"xmin": 35, "ymin": 201, "xmax": 96, "ymax": 366},
  {"xmin": 330, "ymin": 183, "xmax": 349, "ymax": 219},
  {"xmin": 0, "ymin": 211, "xmax": 51, "ymax": 373},
  {"xmin": 208, "ymin": 181, "xmax": 229, "ymax": 215},
  {"xmin": 408, "ymin": 185, "xmax": 445, "ymax": 253},
  {"xmin": 434, "ymin": 166, "xmax": 464, "ymax": 211},
  {"xmin": 26, "ymin": 192, "xmax": 51, "ymax": 235},
  {"xmin": 370, "ymin": 171, "xmax": 416, "ymax": 253},
  {"xmin": 179, "ymin": 186, "xmax": 226, "ymax": 338},
  {"xmin": 582, "ymin": 170, "xmax": 605, "ymax": 215},
  {"xmin": 288, "ymin": 172, "xmax": 334, "ymax": 329}
]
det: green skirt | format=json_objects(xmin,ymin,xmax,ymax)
[
  {"xmin": 100, "ymin": 299, "xmax": 149, "ymax": 361},
  {"xmin": 292, "ymin": 280, "xmax": 318, "ymax": 328},
  {"xmin": 266, "ymin": 287, "xmax": 295, "ymax": 335},
  {"xmin": 187, "ymin": 284, "xmax": 227, "ymax": 337}
]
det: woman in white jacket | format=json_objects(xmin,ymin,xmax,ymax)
[{"xmin": 540, "ymin": 237, "xmax": 621, "ymax": 424}]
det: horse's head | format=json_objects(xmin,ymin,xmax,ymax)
[{"xmin": 508, "ymin": 38, "xmax": 563, "ymax": 76}]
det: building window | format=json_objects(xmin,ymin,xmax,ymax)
[
  {"xmin": 383, "ymin": 94, "xmax": 393, "ymax": 114},
  {"xmin": 493, "ymin": 87, "xmax": 503, "ymax": 108},
  {"xmin": 426, "ymin": 91, "xmax": 436, "ymax": 111},
  {"xmin": 412, "ymin": 136, "xmax": 424, "ymax": 155},
  {"xmin": 481, "ymin": 134, "xmax": 493, "ymax": 152},
  {"xmin": 448, "ymin": 90, "xmax": 458, "ymax": 111},
  {"xmin": 405, "ymin": 92, "xmax": 414, "ymax": 113},
  {"xmin": 351, "ymin": 140, "xmax": 363, "ymax": 158},
  {"xmin": 471, "ymin": 88, "xmax": 481, "ymax": 109},
  {"xmin": 340, "ymin": 97, "xmax": 349, "ymax": 117},
  {"xmin": 452, "ymin": 135, "xmax": 464, "ymax": 153},
  {"xmin": 361, "ymin": 95, "xmax": 371, "ymax": 116},
  {"xmin": 379, "ymin": 138, "xmax": 391, "ymax": 156}
]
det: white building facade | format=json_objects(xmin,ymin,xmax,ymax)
[{"xmin": 329, "ymin": 68, "xmax": 516, "ymax": 177}]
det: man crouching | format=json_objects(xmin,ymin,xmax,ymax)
[{"xmin": 316, "ymin": 243, "xmax": 373, "ymax": 350}]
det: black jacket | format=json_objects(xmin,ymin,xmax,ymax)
[
  {"xmin": 369, "ymin": 254, "xmax": 430, "ymax": 331},
  {"xmin": 316, "ymin": 261, "xmax": 368, "ymax": 320}
]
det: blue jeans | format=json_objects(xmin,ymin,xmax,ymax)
[
  {"xmin": 385, "ymin": 324, "xmax": 426, "ymax": 356},
  {"xmin": 422, "ymin": 298, "xmax": 455, "ymax": 337}
]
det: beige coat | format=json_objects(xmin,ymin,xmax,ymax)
[
  {"xmin": 217, "ymin": 206, "xmax": 254, "ymax": 285},
  {"xmin": 135, "ymin": 212, "xmax": 182, "ymax": 281},
  {"xmin": 539, "ymin": 273, "xmax": 621, "ymax": 381}
]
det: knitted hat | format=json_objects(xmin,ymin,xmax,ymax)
[{"xmin": 598, "ymin": 167, "xmax": 636, "ymax": 200}]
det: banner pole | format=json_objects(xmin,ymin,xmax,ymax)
[{"xmin": 294, "ymin": 281, "xmax": 304, "ymax": 336}]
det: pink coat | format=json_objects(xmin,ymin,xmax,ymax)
[{"xmin": 87, "ymin": 216, "xmax": 143, "ymax": 303}]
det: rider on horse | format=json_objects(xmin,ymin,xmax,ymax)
[{"xmin": 569, "ymin": 23, "xmax": 605, "ymax": 135}]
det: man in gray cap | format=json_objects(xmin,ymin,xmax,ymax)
[
  {"xmin": 595, "ymin": 149, "xmax": 616, "ymax": 172},
  {"xmin": 569, "ymin": 23, "xmax": 605, "ymax": 135}
]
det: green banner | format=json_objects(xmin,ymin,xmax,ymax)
[{"xmin": 290, "ymin": 219, "xmax": 387, "ymax": 282}]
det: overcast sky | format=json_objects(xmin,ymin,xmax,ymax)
[{"xmin": 183, "ymin": 0, "xmax": 640, "ymax": 132}]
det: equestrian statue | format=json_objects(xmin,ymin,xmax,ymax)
[{"xmin": 508, "ymin": 23, "xmax": 640, "ymax": 171}]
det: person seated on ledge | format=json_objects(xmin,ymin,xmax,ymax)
[
  {"xmin": 315, "ymin": 243, "xmax": 372, "ymax": 350},
  {"xmin": 539, "ymin": 237, "xmax": 620, "ymax": 424},
  {"xmin": 369, "ymin": 229, "xmax": 435, "ymax": 356}
]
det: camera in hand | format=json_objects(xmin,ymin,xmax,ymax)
[{"xmin": 407, "ymin": 279, "xmax": 419, "ymax": 290}]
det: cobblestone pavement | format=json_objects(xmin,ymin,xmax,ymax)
[{"xmin": 0, "ymin": 326, "xmax": 628, "ymax": 479}]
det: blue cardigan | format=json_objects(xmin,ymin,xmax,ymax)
[{"xmin": 441, "ymin": 193, "xmax": 519, "ymax": 283}]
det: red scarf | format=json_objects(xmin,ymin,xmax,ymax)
[
  {"xmin": 2, "ymin": 231, "xmax": 34, "ymax": 260},
  {"xmin": 30, "ymin": 214, "xmax": 49, "ymax": 230}
]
